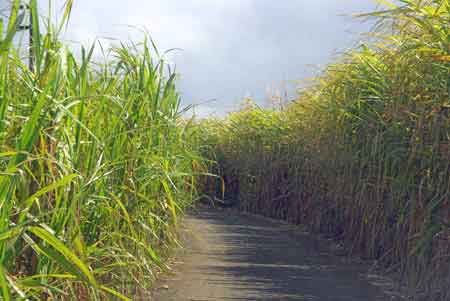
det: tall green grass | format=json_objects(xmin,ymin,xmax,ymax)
[
  {"xmin": 0, "ymin": 1, "xmax": 204, "ymax": 299},
  {"xmin": 202, "ymin": 1, "xmax": 450, "ymax": 299}
]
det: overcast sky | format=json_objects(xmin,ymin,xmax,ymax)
[{"xmin": 6, "ymin": 0, "xmax": 381, "ymax": 116}]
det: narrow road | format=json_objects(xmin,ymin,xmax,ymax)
[{"xmin": 151, "ymin": 208, "xmax": 399, "ymax": 301}]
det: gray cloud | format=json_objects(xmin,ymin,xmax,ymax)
[
  {"xmin": 18, "ymin": 0, "xmax": 381, "ymax": 116},
  {"xmin": 167, "ymin": 1, "xmax": 379, "ymax": 115}
]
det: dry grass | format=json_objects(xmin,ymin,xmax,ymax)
[{"xmin": 201, "ymin": 1, "xmax": 450, "ymax": 299}]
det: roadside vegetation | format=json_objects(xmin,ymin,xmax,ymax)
[
  {"xmin": 1, "ymin": 0, "xmax": 449, "ymax": 300},
  {"xmin": 0, "ymin": 0, "xmax": 205, "ymax": 299},
  {"xmin": 202, "ymin": 1, "xmax": 450, "ymax": 300}
]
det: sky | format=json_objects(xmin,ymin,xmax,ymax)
[{"xmin": 3, "ymin": 0, "xmax": 381, "ymax": 116}]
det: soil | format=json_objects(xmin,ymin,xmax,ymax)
[{"xmin": 149, "ymin": 207, "xmax": 402, "ymax": 301}]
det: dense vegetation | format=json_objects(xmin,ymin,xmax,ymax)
[
  {"xmin": 1, "ymin": 0, "xmax": 449, "ymax": 300},
  {"xmin": 202, "ymin": 1, "xmax": 450, "ymax": 300},
  {"xmin": 0, "ymin": 1, "xmax": 204, "ymax": 300}
]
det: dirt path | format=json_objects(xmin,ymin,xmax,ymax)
[{"xmin": 150, "ymin": 208, "xmax": 399, "ymax": 301}]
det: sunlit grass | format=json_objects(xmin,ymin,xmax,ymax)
[{"xmin": 0, "ymin": 0, "xmax": 205, "ymax": 299}]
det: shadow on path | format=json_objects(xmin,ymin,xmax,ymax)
[{"xmin": 151, "ymin": 208, "xmax": 399, "ymax": 301}]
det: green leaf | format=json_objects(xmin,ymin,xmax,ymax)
[
  {"xmin": 29, "ymin": 0, "xmax": 41, "ymax": 74},
  {"xmin": 100, "ymin": 285, "xmax": 131, "ymax": 301},
  {"xmin": 0, "ymin": 264, "xmax": 11, "ymax": 301},
  {"xmin": 27, "ymin": 227, "xmax": 97, "ymax": 287},
  {"xmin": 0, "ymin": 227, "xmax": 22, "ymax": 242},
  {"xmin": 19, "ymin": 174, "xmax": 78, "ymax": 223}
]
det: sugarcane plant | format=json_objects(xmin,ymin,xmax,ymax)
[{"xmin": 0, "ymin": 0, "xmax": 205, "ymax": 299}]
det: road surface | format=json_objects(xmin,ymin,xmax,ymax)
[{"xmin": 150, "ymin": 208, "xmax": 399, "ymax": 301}]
